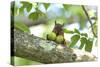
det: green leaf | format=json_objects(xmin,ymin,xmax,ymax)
[
  {"xmin": 19, "ymin": 1, "xmax": 32, "ymax": 15},
  {"xmin": 81, "ymin": 33, "xmax": 88, "ymax": 37},
  {"xmin": 21, "ymin": 1, "xmax": 32, "ymax": 12},
  {"xmin": 69, "ymin": 34, "xmax": 80, "ymax": 47},
  {"xmin": 85, "ymin": 39, "xmax": 93, "ymax": 52},
  {"xmin": 14, "ymin": 22, "xmax": 30, "ymax": 33},
  {"xmin": 36, "ymin": 9, "xmax": 47, "ymax": 17},
  {"xmin": 28, "ymin": 12, "xmax": 39, "ymax": 21},
  {"xmin": 28, "ymin": 9, "xmax": 46, "ymax": 21},
  {"xmin": 63, "ymin": 29, "xmax": 74, "ymax": 34},
  {"xmin": 19, "ymin": 6, "xmax": 24, "ymax": 15},
  {"xmin": 74, "ymin": 28, "xmax": 80, "ymax": 34},
  {"xmin": 63, "ymin": 4, "xmax": 72, "ymax": 10},
  {"xmin": 79, "ymin": 37, "xmax": 87, "ymax": 49},
  {"xmin": 44, "ymin": 3, "xmax": 50, "ymax": 10}
]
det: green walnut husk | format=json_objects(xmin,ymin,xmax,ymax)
[
  {"xmin": 47, "ymin": 32, "xmax": 56, "ymax": 41},
  {"xmin": 56, "ymin": 35, "xmax": 64, "ymax": 44}
]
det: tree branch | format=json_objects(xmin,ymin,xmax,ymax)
[
  {"xmin": 81, "ymin": 5, "xmax": 97, "ymax": 37},
  {"xmin": 12, "ymin": 29, "xmax": 96, "ymax": 64}
]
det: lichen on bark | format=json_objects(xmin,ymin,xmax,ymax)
[{"xmin": 12, "ymin": 29, "xmax": 96, "ymax": 64}]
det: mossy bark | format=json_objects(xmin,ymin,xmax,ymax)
[{"xmin": 12, "ymin": 29, "xmax": 96, "ymax": 64}]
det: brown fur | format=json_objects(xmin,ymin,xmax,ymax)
[{"xmin": 52, "ymin": 21, "xmax": 66, "ymax": 46}]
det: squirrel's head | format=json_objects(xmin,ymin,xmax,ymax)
[{"xmin": 54, "ymin": 21, "xmax": 64, "ymax": 29}]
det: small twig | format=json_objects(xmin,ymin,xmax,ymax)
[{"xmin": 81, "ymin": 5, "xmax": 97, "ymax": 38}]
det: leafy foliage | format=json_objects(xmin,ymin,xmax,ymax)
[
  {"xmin": 28, "ymin": 12, "xmax": 39, "ymax": 21},
  {"xmin": 69, "ymin": 34, "xmax": 80, "ymax": 47},
  {"xmin": 63, "ymin": 29, "xmax": 74, "ymax": 34},
  {"xmin": 28, "ymin": 9, "xmax": 47, "ymax": 21},
  {"xmin": 44, "ymin": 3, "xmax": 50, "ymax": 10},
  {"xmin": 19, "ymin": 1, "xmax": 32, "ymax": 15},
  {"xmin": 85, "ymin": 39, "xmax": 93, "ymax": 52},
  {"xmin": 74, "ymin": 29, "xmax": 80, "ymax": 34},
  {"xmin": 14, "ymin": 22, "xmax": 30, "ymax": 33},
  {"xmin": 64, "ymin": 28, "xmax": 93, "ymax": 52},
  {"xmin": 79, "ymin": 37, "xmax": 86, "ymax": 49},
  {"xmin": 64, "ymin": 28, "xmax": 80, "ymax": 34},
  {"xmin": 80, "ymin": 33, "xmax": 88, "ymax": 37}
]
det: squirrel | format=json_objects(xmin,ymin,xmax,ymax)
[{"xmin": 47, "ymin": 21, "xmax": 67, "ymax": 47}]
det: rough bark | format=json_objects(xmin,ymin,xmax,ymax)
[{"xmin": 12, "ymin": 29, "xmax": 97, "ymax": 64}]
